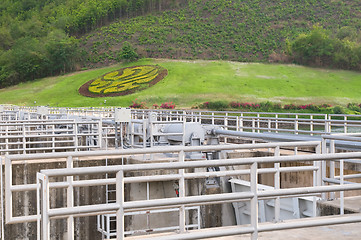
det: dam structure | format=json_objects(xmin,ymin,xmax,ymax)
[{"xmin": 1, "ymin": 105, "xmax": 361, "ymax": 239}]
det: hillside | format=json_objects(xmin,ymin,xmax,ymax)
[
  {"xmin": 0, "ymin": 59, "xmax": 360, "ymax": 108},
  {"xmin": 82, "ymin": 0, "xmax": 361, "ymax": 66},
  {"xmin": 1, "ymin": 0, "xmax": 361, "ymax": 89}
]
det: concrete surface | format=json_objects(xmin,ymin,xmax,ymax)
[{"xmin": 128, "ymin": 215, "xmax": 361, "ymax": 240}]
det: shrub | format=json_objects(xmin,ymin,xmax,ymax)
[
  {"xmin": 333, "ymin": 106, "xmax": 345, "ymax": 114},
  {"xmin": 259, "ymin": 101, "xmax": 274, "ymax": 111},
  {"xmin": 229, "ymin": 101, "xmax": 241, "ymax": 108},
  {"xmin": 160, "ymin": 102, "xmax": 176, "ymax": 109},
  {"xmin": 118, "ymin": 41, "xmax": 138, "ymax": 62},
  {"xmin": 297, "ymin": 104, "xmax": 320, "ymax": 111},
  {"xmin": 129, "ymin": 99, "xmax": 147, "ymax": 109},
  {"xmin": 284, "ymin": 104, "xmax": 297, "ymax": 110},
  {"xmin": 320, "ymin": 103, "xmax": 332, "ymax": 108},
  {"xmin": 201, "ymin": 102, "xmax": 210, "ymax": 109},
  {"xmin": 206, "ymin": 101, "xmax": 229, "ymax": 110}
]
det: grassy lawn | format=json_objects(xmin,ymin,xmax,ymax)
[{"xmin": 0, "ymin": 58, "xmax": 360, "ymax": 108}]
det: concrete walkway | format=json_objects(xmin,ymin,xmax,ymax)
[
  {"xmin": 128, "ymin": 218, "xmax": 361, "ymax": 240},
  {"xmin": 207, "ymin": 222, "xmax": 361, "ymax": 240}
]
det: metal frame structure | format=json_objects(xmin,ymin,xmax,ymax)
[
  {"xmin": 3, "ymin": 141, "xmax": 319, "ymax": 226},
  {"xmin": 3, "ymin": 105, "xmax": 361, "ymax": 135},
  {"xmin": 0, "ymin": 119, "xmax": 102, "ymax": 154},
  {"xmin": 36, "ymin": 149, "xmax": 361, "ymax": 240}
]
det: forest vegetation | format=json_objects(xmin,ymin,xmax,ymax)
[{"xmin": 0, "ymin": 0, "xmax": 361, "ymax": 88}]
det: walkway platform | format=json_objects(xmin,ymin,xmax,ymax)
[{"xmin": 127, "ymin": 214, "xmax": 361, "ymax": 240}]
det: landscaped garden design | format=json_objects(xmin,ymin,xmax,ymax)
[{"xmin": 79, "ymin": 65, "xmax": 167, "ymax": 97}]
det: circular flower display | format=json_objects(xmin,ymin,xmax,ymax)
[{"xmin": 79, "ymin": 65, "xmax": 167, "ymax": 97}]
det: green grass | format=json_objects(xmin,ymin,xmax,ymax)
[{"xmin": 0, "ymin": 58, "xmax": 360, "ymax": 108}]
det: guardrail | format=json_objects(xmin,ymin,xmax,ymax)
[
  {"xmin": 0, "ymin": 119, "xmax": 102, "ymax": 154},
  {"xmin": 3, "ymin": 106, "xmax": 361, "ymax": 136},
  {"xmin": 3, "ymin": 142, "xmax": 320, "ymax": 227},
  {"xmin": 36, "ymin": 148, "xmax": 361, "ymax": 240}
]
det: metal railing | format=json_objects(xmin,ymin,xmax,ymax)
[
  {"xmin": 0, "ymin": 119, "xmax": 102, "ymax": 154},
  {"xmin": 36, "ymin": 148, "xmax": 361, "ymax": 240},
  {"xmin": 3, "ymin": 142, "xmax": 318, "ymax": 226},
  {"xmin": 3, "ymin": 106, "xmax": 361, "ymax": 136}
]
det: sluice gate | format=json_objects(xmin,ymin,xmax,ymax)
[{"xmin": 1, "ymin": 105, "xmax": 361, "ymax": 239}]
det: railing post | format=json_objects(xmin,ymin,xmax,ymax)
[
  {"xmin": 225, "ymin": 113, "xmax": 228, "ymax": 143},
  {"xmin": 250, "ymin": 162, "xmax": 258, "ymax": 240},
  {"xmin": 4, "ymin": 154, "xmax": 11, "ymax": 223},
  {"xmin": 329, "ymin": 140, "xmax": 335, "ymax": 200},
  {"xmin": 98, "ymin": 119, "xmax": 103, "ymax": 149},
  {"xmin": 179, "ymin": 150, "xmax": 186, "ymax": 233},
  {"xmin": 36, "ymin": 173, "xmax": 40, "ymax": 240},
  {"xmin": 40, "ymin": 173, "xmax": 50, "ymax": 240},
  {"xmin": 252, "ymin": 118, "xmax": 255, "ymax": 133},
  {"xmin": 74, "ymin": 122, "xmax": 78, "ymax": 151},
  {"xmin": 67, "ymin": 156, "xmax": 74, "ymax": 239},
  {"xmin": 143, "ymin": 119, "xmax": 147, "ymax": 149},
  {"xmin": 239, "ymin": 113, "xmax": 243, "ymax": 132},
  {"xmin": 314, "ymin": 143, "xmax": 322, "ymax": 216},
  {"xmin": 116, "ymin": 170, "xmax": 125, "ymax": 240},
  {"xmin": 295, "ymin": 114, "xmax": 299, "ymax": 134},
  {"xmin": 344, "ymin": 116, "xmax": 347, "ymax": 133},
  {"xmin": 236, "ymin": 116, "xmax": 239, "ymax": 131},
  {"xmin": 274, "ymin": 146, "xmax": 280, "ymax": 222},
  {"xmin": 321, "ymin": 137, "xmax": 327, "ymax": 200},
  {"xmin": 325, "ymin": 115, "xmax": 330, "ymax": 133},
  {"xmin": 340, "ymin": 157, "xmax": 345, "ymax": 215},
  {"xmin": 22, "ymin": 124, "xmax": 26, "ymax": 154}
]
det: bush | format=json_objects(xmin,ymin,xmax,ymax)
[
  {"xmin": 129, "ymin": 99, "xmax": 147, "ymax": 109},
  {"xmin": 289, "ymin": 25, "xmax": 361, "ymax": 71},
  {"xmin": 160, "ymin": 102, "xmax": 176, "ymax": 109},
  {"xmin": 229, "ymin": 101, "xmax": 241, "ymax": 108},
  {"xmin": 259, "ymin": 101, "xmax": 274, "ymax": 111},
  {"xmin": 333, "ymin": 106, "xmax": 345, "ymax": 114},
  {"xmin": 203, "ymin": 101, "xmax": 229, "ymax": 110},
  {"xmin": 118, "ymin": 41, "xmax": 138, "ymax": 62}
]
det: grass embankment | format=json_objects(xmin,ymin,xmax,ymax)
[{"xmin": 0, "ymin": 59, "xmax": 360, "ymax": 108}]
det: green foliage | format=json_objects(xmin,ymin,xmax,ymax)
[
  {"xmin": 333, "ymin": 106, "xmax": 345, "ymax": 114},
  {"xmin": 45, "ymin": 30, "xmax": 81, "ymax": 74},
  {"xmin": 288, "ymin": 25, "xmax": 361, "ymax": 70},
  {"xmin": 203, "ymin": 101, "xmax": 229, "ymax": 111},
  {"xmin": 2, "ymin": 0, "xmax": 361, "ymax": 87},
  {"xmin": 289, "ymin": 26, "xmax": 334, "ymax": 65},
  {"xmin": 82, "ymin": 0, "xmax": 361, "ymax": 70},
  {"xmin": 0, "ymin": 0, "xmax": 183, "ymax": 87},
  {"xmin": 118, "ymin": 41, "xmax": 138, "ymax": 62}
]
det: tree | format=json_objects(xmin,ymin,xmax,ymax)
[
  {"xmin": 289, "ymin": 25, "xmax": 334, "ymax": 66},
  {"xmin": 45, "ymin": 29, "xmax": 80, "ymax": 74},
  {"xmin": 118, "ymin": 41, "xmax": 139, "ymax": 62}
]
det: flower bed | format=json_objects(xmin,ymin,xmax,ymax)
[
  {"xmin": 79, "ymin": 65, "xmax": 167, "ymax": 97},
  {"xmin": 198, "ymin": 101, "xmax": 334, "ymax": 113}
]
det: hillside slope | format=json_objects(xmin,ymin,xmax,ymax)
[
  {"xmin": 0, "ymin": 59, "xmax": 360, "ymax": 107},
  {"xmin": 82, "ymin": 0, "xmax": 361, "ymax": 67}
]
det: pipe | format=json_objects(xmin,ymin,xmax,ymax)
[{"xmin": 214, "ymin": 129, "xmax": 361, "ymax": 151}]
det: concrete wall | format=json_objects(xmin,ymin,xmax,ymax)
[{"xmin": 3, "ymin": 158, "xmax": 111, "ymax": 240}]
